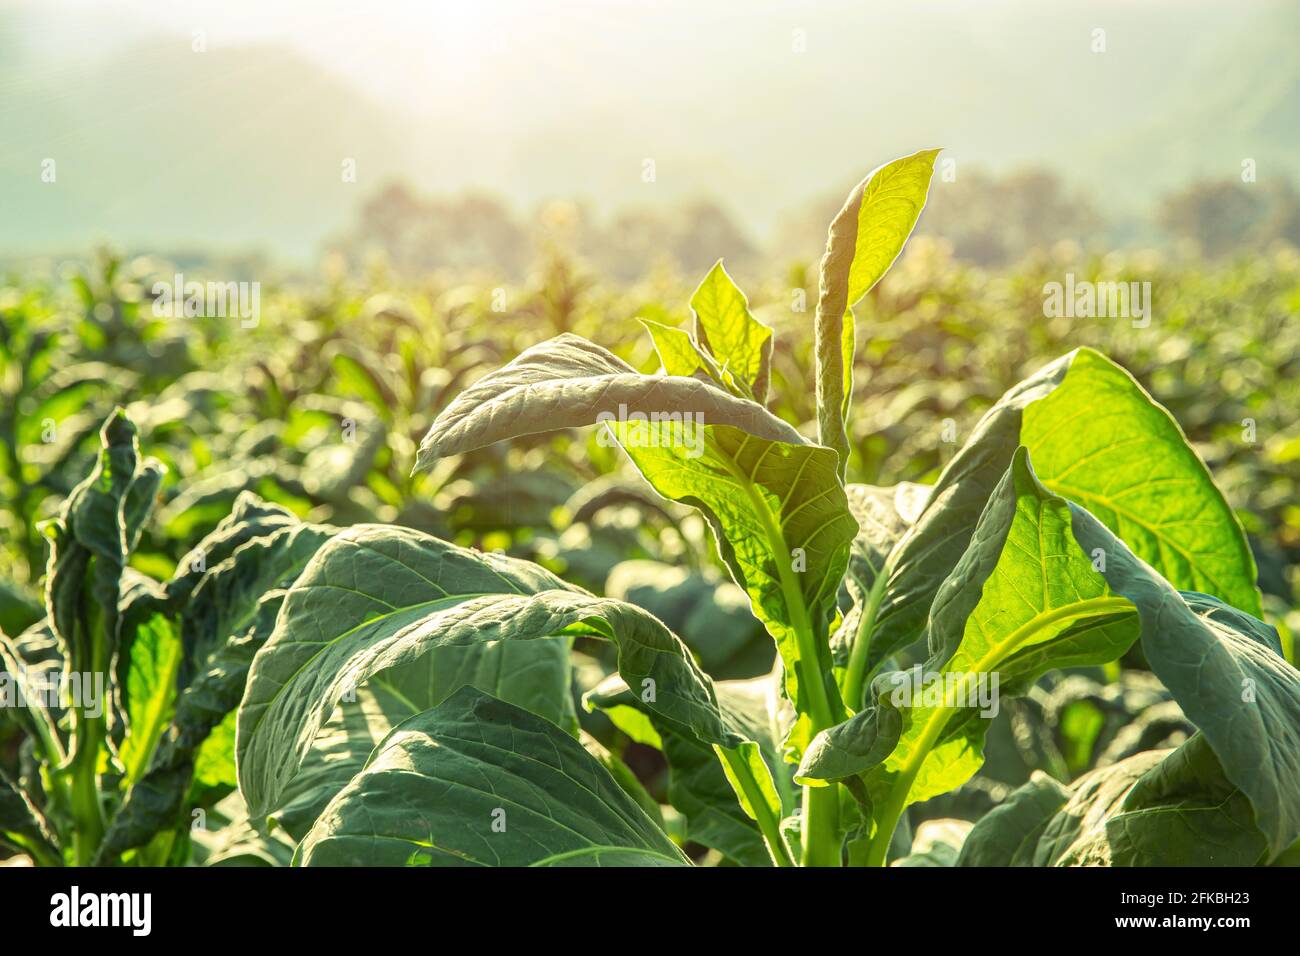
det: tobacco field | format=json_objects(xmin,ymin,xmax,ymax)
[{"xmin": 2, "ymin": 151, "xmax": 1300, "ymax": 869}]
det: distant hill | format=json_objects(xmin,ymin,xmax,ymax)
[{"xmin": 0, "ymin": 37, "xmax": 418, "ymax": 256}]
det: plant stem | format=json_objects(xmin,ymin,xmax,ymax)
[
  {"xmin": 719, "ymin": 746, "xmax": 796, "ymax": 867},
  {"xmin": 840, "ymin": 571, "xmax": 888, "ymax": 712},
  {"xmin": 801, "ymin": 784, "xmax": 841, "ymax": 867},
  {"xmin": 69, "ymin": 717, "xmax": 105, "ymax": 866},
  {"xmin": 69, "ymin": 640, "xmax": 108, "ymax": 866}
]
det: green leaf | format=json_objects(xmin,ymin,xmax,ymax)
[
  {"xmin": 640, "ymin": 318, "xmax": 721, "ymax": 381},
  {"xmin": 585, "ymin": 670, "xmax": 795, "ymax": 867},
  {"xmin": 615, "ymin": 428, "xmax": 856, "ymax": 742},
  {"xmin": 0, "ymin": 769, "xmax": 58, "ymax": 862},
  {"xmin": 167, "ymin": 493, "xmax": 300, "ymax": 605},
  {"xmin": 193, "ymin": 711, "xmax": 237, "ymax": 789},
  {"xmin": 1029, "ymin": 736, "xmax": 1270, "ymax": 866},
  {"xmin": 191, "ymin": 795, "xmax": 295, "ymax": 867},
  {"xmin": 801, "ymin": 448, "xmax": 1139, "ymax": 805},
  {"xmin": 892, "ymin": 819, "xmax": 972, "ymax": 867},
  {"xmin": 266, "ymin": 682, "xmax": 416, "ymax": 842},
  {"xmin": 96, "ymin": 512, "xmax": 337, "ymax": 861},
  {"xmin": 834, "ymin": 481, "xmax": 929, "ymax": 671},
  {"xmin": 807, "ymin": 448, "xmax": 1300, "ymax": 861},
  {"xmin": 177, "ymin": 520, "xmax": 336, "ymax": 685},
  {"xmin": 269, "ymin": 637, "xmax": 577, "ymax": 841},
  {"xmin": 579, "ymin": 731, "xmax": 665, "ymax": 830},
  {"xmin": 297, "ymin": 687, "xmax": 689, "ymax": 866},
  {"xmin": 118, "ymin": 606, "xmax": 183, "ymax": 784},
  {"xmin": 411, "ymin": 333, "xmax": 804, "ymax": 471},
  {"xmin": 1073, "ymin": 514, "xmax": 1300, "ymax": 860},
  {"xmin": 858, "ymin": 347, "xmax": 1261, "ymax": 707},
  {"xmin": 236, "ymin": 525, "xmax": 739, "ymax": 822},
  {"xmin": 689, "ymin": 260, "xmax": 773, "ymax": 400},
  {"xmin": 955, "ymin": 771, "xmax": 1072, "ymax": 866},
  {"xmin": 815, "ymin": 148, "xmax": 940, "ymax": 477},
  {"xmin": 95, "ymin": 592, "xmax": 289, "ymax": 862},
  {"xmin": 1024, "ymin": 349, "xmax": 1260, "ymax": 615}
]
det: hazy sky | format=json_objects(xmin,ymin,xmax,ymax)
[{"xmin": 2, "ymin": 0, "xmax": 1291, "ymax": 256}]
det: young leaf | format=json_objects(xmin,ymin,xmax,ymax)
[
  {"xmin": 45, "ymin": 409, "xmax": 165, "ymax": 692},
  {"xmin": 639, "ymin": 318, "xmax": 721, "ymax": 381},
  {"xmin": 297, "ymin": 687, "xmax": 690, "ymax": 867},
  {"xmin": 815, "ymin": 148, "xmax": 941, "ymax": 477},
  {"xmin": 689, "ymin": 260, "xmax": 773, "ymax": 400}
]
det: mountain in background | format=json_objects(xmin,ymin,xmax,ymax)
[{"xmin": 0, "ymin": 0, "xmax": 1296, "ymax": 261}]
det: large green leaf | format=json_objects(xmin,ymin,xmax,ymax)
[
  {"xmin": 852, "ymin": 347, "xmax": 1261, "ymax": 709},
  {"xmin": 953, "ymin": 771, "xmax": 1072, "ymax": 866},
  {"xmin": 269, "ymin": 637, "xmax": 576, "ymax": 841},
  {"xmin": 971, "ymin": 736, "xmax": 1272, "ymax": 867},
  {"xmin": 1042, "ymin": 738, "xmax": 1268, "ymax": 866},
  {"xmin": 616, "ymin": 428, "xmax": 856, "ymax": 742},
  {"xmin": 236, "ymin": 524, "xmax": 738, "ymax": 821},
  {"xmin": 815, "ymin": 148, "xmax": 940, "ymax": 477},
  {"xmin": 802, "ymin": 449, "xmax": 1139, "ymax": 801},
  {"xmin": 1072, "ymin": 514, "xmax": 1300, "ymax": 859},
  {"xmin": 412, "ymin": 333, "xmax": 803, "ymax": 470},
  {"xmin": 297, "ymin": 687, "xmax": 689, "ymax": 866},
  {"xmin": 804, "ymin": 449, "xmax": 1300, "ymax": 861}
]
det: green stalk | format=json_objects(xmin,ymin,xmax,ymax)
[
  {"xmin": 840, "ymin": 570, "xmax": 888, "ymax": 712},
  {"xmin": 802, "ymin": 784, "xmax": 841, "ymax": 867},
  {"xmin": 69, "ymin": 639, "xmax": 108, "ymax": 866},
  {"xmin": 863, "ymin": 596, "xmax": 1133, "ymax": 866},
  {"xmin": 719, "ymin": 747, "xmax": 796, "ymax": 867}
]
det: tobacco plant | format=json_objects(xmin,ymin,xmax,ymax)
[
  {"xmin": 0, "ymin": 411, "xmax": 334, "ymax": 865},
  {"xmin": 230, "ymin": 149, "xmax": 1300, "ymax": 866}
]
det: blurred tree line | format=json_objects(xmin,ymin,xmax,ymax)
[
  {"xmin": 330, "ymin": 183, "xmax": 758, "ymax": 282},
  {"xmin": 328, "ymin": 169, "xmax": 1300, "ymax": 281}
]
